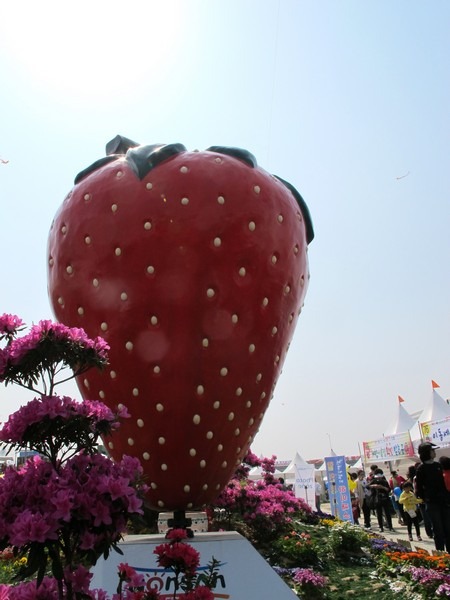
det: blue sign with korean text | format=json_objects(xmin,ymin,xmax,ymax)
[{"xmin": 324, "ymin": 455, "xmax": 354, "ymax": 523}]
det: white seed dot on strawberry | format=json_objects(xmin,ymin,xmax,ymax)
[
  {"xmin": 61, "ymin": 225, "xmax": 67, "ymax": 234},
  {"xmin": 49, "ymin": 257, "xmax": 54, "ymax": 266},
  {"xmin": 236, "ymin": 447, "xmax": 241, "ymax": 454},
  {"xmin": 260, "ymin": 392, "xmax": 266, "ymax": 399},
  {"xmin": 272, "ymin": 326, "xmax": 278, "ymax": 335},
  {"xmin": 161, "ymin": 464, "xmax": 168, "ymax": 471},
  {"xmin": 222, "ymin": 461, "xmax": 227, "ymax": 468},
  {"xmin": 278, "ymin": 214, "xmax": 284, "ymax": 223},
  {"xmin": 127, "ymin": 438, "xmax": 134, "ymax": 446},
  {"xmin": 234, "ymin": 428, "xmax": 240, "ymax": 436},
  {"xmin": 220, "ymin": 367, "xmax": 228, "ymax": 376},
  {"xmin": 213, "ymin": 401, "xmax": 220, "ymax": 409},
  {"xmin": 217, "ymin": 444, "xmax": 223, "ymax": 451},
  {"xmin": 217, "ymin": 195, "xmax": 225, "ymax": 204},
  {"xmin": 150, "ymin": 315, "xmax": 158, "ymax": 325},
  {"xmin": 184, "ymin": 485, "xmax": 190, "ymax": 493},
  {"xmin": 150, "ymin": 482, "xmax": 157, "ymax": 490},
  {"xmin": 262, "ymin": 297, "xmax": 269, "ymax": 306},
  {"xmin": 228, "ymin": 412, "xmax": 235, "ymax": 421},
  {"xmin": 78, "ymin": 307, "xmax": 84, "ymax": 315},
  {"xmin": 285, "ymin": 285, "xmax": 291, "ymax": 294},
  {"xmin": 84, "ymin": 236, "xmax": 91, "ymax": 244},
  {"xmin": 100, "ymin": 321, "xmax": 107, "ymax": 330},
  {"xmin": 197, "ymin": 385, "xmax": 205, "ymax": 395},
  {"xmin": 215, "ymin": 484, "xmax": 221, "ymax": 490},
  {"xmin": 248, "ymin": 221, "xmax": 256, "ymax": 231},
  {"xmin": 253, "ymin": 185, "xmax": 261, "ymax": 194},
  {"xmin": 249, "ymin": 417, "xmax": 255, "ymax": 426},
  {"xmin": 156, "ymin": 403, "xmax": 164, "ymax": 412},
  {"xmin": 158, "ymin": 437, "xmax": 165, "ymax": 445},
  {"xmin": 110, "ymin": 371, "xmax": 117, "ymax": 379},
  {"xmin": 120, "ymin": 292, "xmax": 128, "ymax": 301},
  {"xmin": 213, "ymin": 237, "xmax": 221, "ymax": 247},
  {"xmin": 57, "ymin": 297, "xmax": 64, "ymax": 306},
  {"xmin": 231, "ymin": 314, "xmax": 238, "ymax": 323},
  {"xmin": 246, "ymin": 401, "xmax": 252, "ymax": 408},
  {"xmin": 215, "ymin": 157, "xmax": 222, "ymax": 164},
  {"xmin": 111, "ymin": 204, "xmax": 118, "ymax": 212},
  {"xmin": 180, "ymin": 166, "xmax": 188, "ymax": 173},
  {"xmin": 181, "ymin": 197, "xmax": 189, "ymax": 205},
  {"xmin": 115, "ymin": 248, "xmax": 122, "ymax": 256},
  {"xmin": 108, "ymin": 442, "xmax": 114, "ymax": 449},
  {"xmin": 116, "ymin": 170, "xmax": 123, "ymax": 178},
  {"xmin": 235, "ymin": 387, "xmax": 243, "ymax": 396},
  {"xmin": 189, "ymin": 448, "xmax": 196, "ymax": 456},
  {"xmin": 132, "ymin": 388, "xmax": 139, "ymax": 396},
  {"xmin": 275, "ymin": 355, "xmax": 280, "ymax": 363},
  {"xmin": 248, "ymin": 344, "xmax": 255, "ymax": 353},
  {"xmin": 83, "ymin": 378, "xmax": 89, "ymax": 388},
  {"xmin": 146, "ymin": 265, "xmax": 155, "ymax": 274},
  {"xmin": 202, "ymin": 484, "xmax": 208, "ymax": 491},
  {"xmin": 99, "ymin": 390, "xmax": 105, "ymax": 398},
  {"xmin": 206, "ymin": 431, "xmax": 213, "ymax": 439},
  {"xmin": 153, "ymin": 366, "xmax": 161, "ymax": 374},
  {"xmin": 187, "ymin": 502, "xmax": 193, "ymax": 509},
  {"xmin": 300, "ymin": 275, "xmax": 305, "ymax": 286},
  {"xmin": 125, "ymin": 341, "xmax": 133, "ymax": 350},
  {"xmin": 66, "ymin": 265, "xmax": 73, "ymax": 274},
  {"xmin": 200, "ymin": 460, "xmax": 206, "ymax": 468},
  {"xmin": 92, "ymin": 278, "xmax": 99, "ymax": 287},
  {"xmin": 144, "ymin": 221, "xmax": 152, "ymax": 230},
  {"xmin": 137, "ymin": 419, "xmax": 144, "ymax": 428},
  {"xmin": 84, "ymin": 193, "xmax": 90, "ymax": 201},
  {"xmin": 271, "ymin": 255, "xmax": 278, "ymax": 264},
  {"xmin": 206, "ymin": 288, "xmax": 215, "ymax": 298},
  {"xmin": 193, "ymin": 414, "xmax": 201, "ymax": 424},
  {"xmin": 145, "ymin": 182, "xmax": 153, "ymax": 190},
  {"xmin": 256, "ymin": 373, "xmax": 262, "ymax": 382},
  {"xmin": 202, "ymin": 338, "xmax": 209, "ymax": 347},
  {"xmin": 158, "ymin": 500, "xmax": 164, "ymax": 507},
  {"xmin": 238, "ymin": 267, "xmax": 246, "ymax": 277}
]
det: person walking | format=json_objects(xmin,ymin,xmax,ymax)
[
  {"xmin": 368, "ymin": 468, "xmax": 395, "ymax": 533},
  {"xmin": 356, "ymin": 470, "xmax": 372, "ymax": 529},
  {"xmin": 399, "ymin": 481, "xmax": 423, "ymax": 542},
  {"xmin": 415, "ymin": 442, "xmax": 450, "ymax": 552}
]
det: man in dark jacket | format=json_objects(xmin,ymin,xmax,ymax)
[{"xmin": 415, "ymin": 442, "xmax": 450, "ymax": 551}]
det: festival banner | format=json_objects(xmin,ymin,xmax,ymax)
[
  {"xmin": 324, "ymin": 455, "xmax": 354, "ymax": 523},
  {"xmin": 294, "ymin": 462, "xmax": 316, "ymax": 510},
  {"xmin": 420, "ymin": 416, "xmax": 450, "ymax": 447},
  {"xmin": 362, "ymin": 431, "xmax": 414, "ymax": 461}
]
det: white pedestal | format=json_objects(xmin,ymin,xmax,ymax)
[{"xmin": 91, "ymin": 531, "xmax": 297, "ymax": 599}]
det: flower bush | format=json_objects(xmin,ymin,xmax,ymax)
[
  {"xmin": 272, "ymin": 529, "xmax": 320, "ymax": 568},
  {"xmin": 292, "ymin": 567, "xmax": 328, "ymax": 599},
  {"xmin": 211, "ymin": 451, "xmax": 312, "ymax": 544},
  {"xmin": 0, "ymin": 314, "xmax": 146, "ymax": 599},
  {"xmin": 323, "ymin": 521, "xmax": 370, "ymax": 562}
]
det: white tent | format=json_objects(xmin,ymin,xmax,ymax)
[
  {"xmin": 248, "ymin": 465, "xmax": 283, "ymax": 481},
  {"xmin": 286, "ymin": 452, "xmax": 316, "ymax": 510},
  {"xmin": 409, "ymin": 386, "xmax": 450, "ymax": 452},
  {"xmin": 384, "ymin": 401, "xmax": 417, "ymax": 436}
]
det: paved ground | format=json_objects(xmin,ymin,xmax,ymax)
[{"xmin": 321, "ymin": 503, "xmax": 437, "ymax": 553}]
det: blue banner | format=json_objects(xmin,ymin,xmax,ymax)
[{"xmin": 324, "ymin": 455, "xmax": 354, "ymax": 523}]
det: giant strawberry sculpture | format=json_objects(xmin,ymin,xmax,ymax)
[{"xmin": 47, "ymin": 136, "xmax": 314, "ymax": 511}]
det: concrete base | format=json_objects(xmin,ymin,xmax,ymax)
[{"xmin": 91, "ymin": 531, "xmax": 297, "ymax": 599}]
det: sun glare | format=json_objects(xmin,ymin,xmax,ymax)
[{"xmin": 1, "ymin": 1, "xmax": 185, "ymax": 103}]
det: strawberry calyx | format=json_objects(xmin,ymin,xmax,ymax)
[{"xmin": 73, "ymin": 135, "xmax": 314, "ymax": 243}]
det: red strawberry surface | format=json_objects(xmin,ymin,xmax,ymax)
[{"xmin": 47, "ymin": 136, "xmax": 314, "ymax": 511}]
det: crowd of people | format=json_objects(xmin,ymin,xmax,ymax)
[{"xmin": 347, "ymin": 442, "xmax": 450, "ymax": 552}]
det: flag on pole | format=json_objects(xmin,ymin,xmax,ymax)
[
  {"xmin": 398, "ymin": 395, "xmax": 405, "ymax": 403},
  {"xmin": 432, "ymin": 380, "xmax": 440, "ymax": 389}
]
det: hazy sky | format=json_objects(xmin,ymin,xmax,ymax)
[{"xmin": 1, "ymin": 1, "xmax": 449, "ymax": 462}]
